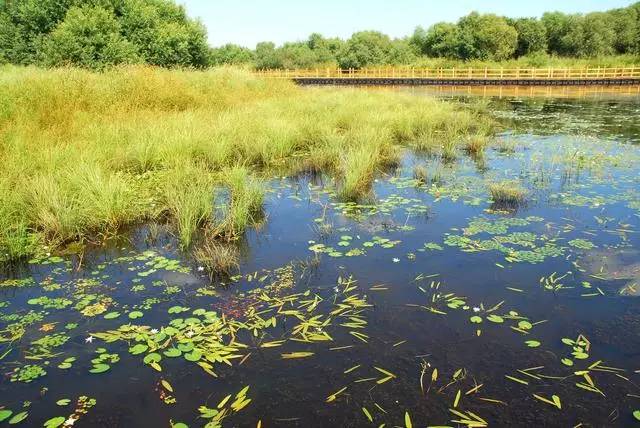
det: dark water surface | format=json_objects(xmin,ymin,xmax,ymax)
[{"xmin": 1, "ymin": 91, "xmax": 640, "ymax": 427}]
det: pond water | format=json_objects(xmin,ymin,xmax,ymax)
[{"xmin": 1, "ymin": 90, "xmax": 640, "ymax": 427}]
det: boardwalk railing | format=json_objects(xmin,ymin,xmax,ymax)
[{"xmin": 255, "ymin": 66, "xmax": 640, "ymax": 80}]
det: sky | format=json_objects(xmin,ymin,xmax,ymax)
[{"xmin": 179, "ymin": 0, "xmax": 634, "ymax": 48}]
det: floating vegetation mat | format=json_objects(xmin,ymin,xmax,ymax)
[{"xmin": 1, "ymin": 97, "xmax": 640, "ymax": 427}]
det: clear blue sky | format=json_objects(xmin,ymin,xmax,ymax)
[{"xmin": 179, "ymin": 0, "xmax": 634, "ymax": 48}]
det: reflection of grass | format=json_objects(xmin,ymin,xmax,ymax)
[
  {"xmin": 0, "ymin": 65, "xmax": 491, "ymax": 261},
  {"xmin": 489, "ymin": 181, "xmax": 526, "ymax": 206}
]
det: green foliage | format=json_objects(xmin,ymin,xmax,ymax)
[
  {"xmin": 0, "ymin": 0, "xmax": 210, "ymax": 69},
  {"xmin": 513, "ymin": 18, "xmax": 547, "ymax": 56},
  {"xmin": 42, "ymin": 5, "xmax": 140, "ymax": 69},
  {"xmin": 456, "ymin": 12, "xmax": 518, "ymax": 61},
  {"xmin": 210, "ymin": 44, "xmax": 254, "ymax": 66},
  {"xmin": 337, "ymin": 31, "xmax": 393, "ymax": 69}
]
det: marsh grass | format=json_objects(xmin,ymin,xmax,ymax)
[
  {"xmin": 464, "ymin": 135, "xmax": 489, "ymax": 157},
  {"xmin": 193, "ymin": 239, "xmax": 240, "ymax": 277},
  {"xmin": 0, "ymin": 65, "xmax": 492, "ymax": 261},
  {"xmin": 489, "ymin": 180, "xmax": 527, "ymax": 207}
]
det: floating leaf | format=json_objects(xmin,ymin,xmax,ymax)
[
  {"xmin": 129, "ymin": 344, "xmax": 148, "ymax": 355},
  {"xmin": 362, "ymin": 407, "xmax": 373, "ymax": 422},
  {"xmin": 405, "ymin": 411, "xmax": 412, "ymax": 428},
  {"xmin": 161, "ymin": 380, "xmax": 173, "ymax": 392},
  {"xmin": 469, "ymin": 316, "xmax": 482, "ymax": 324},
  {"xmin": 525, "ymin": 340, "xmax": 541, "ymax": 348},
  {"xmin": 103, "ymin": 312, "xmax": 120, "ymax": 319},
  {"xmin": 0, "ymin": 410, "xmax": 12, "ymax": 422},
  {"xmin": 56, "ymin": 399, "xmax": 70, "ymax": 406},
  {"xmin": 281, "ymin": 352, "xmax": 314, "ymax": 359},
  {"xmin": 8, "ymin": 411, "xmax": 28, "ymax": 424},
  {"xmin": 144, "ymin": 353, "xmax": 162, "ymax": 364},
  {"xmin": 561, "ymin": 358, "xmax": 573, "ymax": 367},
  {"xmin": 89, "ymin": 364, "xmax": 110, "ymax": 374},
  {"xmin": 128, "ymin": 311, "xmax": 144, "ymax": 319},
  {"xmin": 164, "ymin": 348, "xmax": 182, "ymax": 358},
  {"xmin": 486, "ymin": 314, "xmax": 504, "ymax": 323},
  {"xmin": 44, "ymin": 416, "xmax": 66, "ymax": 428}
]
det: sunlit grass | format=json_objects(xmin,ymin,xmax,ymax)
[
  {"xmin": 489, "ymin": 180, "xmax": 527, "ymax": 206},
  {"xmin": 0, "ymin": 65, "xmax": 492, "ymax": 261}
]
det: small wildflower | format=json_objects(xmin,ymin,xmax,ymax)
[
  {"xmin": 392, "ymin": 258, "xmax": 400, "ymax": 263},
  {"xmin": 472, "ymin": 307, "xmax": 481, "ymax": 313},
  {"xmin": 85, "ymin": 336, "xmax": 94, "ymax": 343}
]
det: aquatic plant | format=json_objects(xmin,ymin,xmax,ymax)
[
  {"xmin": 0, "ymin": 66, "xmax": 490, "ymax": 260},
  {"xmin": 488, "ymin": 180, "xmax": 526, "ymax": 206},
  {"xmin": 193, "ymin": 240, "xmax": 240, "ymax": 276}
]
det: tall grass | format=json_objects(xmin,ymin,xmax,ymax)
[{"xmin": 0, "ymin": 65, "xmax": 491, "ymax": 262}]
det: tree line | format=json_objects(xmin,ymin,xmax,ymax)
[{"xmin": 1, "ymin": 0, "xmax": 639, "ymax": 70}]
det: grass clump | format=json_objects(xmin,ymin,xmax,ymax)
[
  {"xmin": 488, "ymin": 180, "xmax": 527, "ymax": 206},
  {"xmin": 193, "ymin": 239, "xmax": 240, "ymax": 277},
  {"xmin": 216, "ymin": 166, "xmax": 265, "ymax": 238},
  {"xmin": 0, "ymin": 65, "xmax": 491, "ymax": 261},
  {"xmin": 162, "ymin": 165, "xmax": 215, "ymax": 249}
]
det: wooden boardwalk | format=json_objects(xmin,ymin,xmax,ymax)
[{"xmin": 255, "ymin": 67, "xmax": 640, "ymax": 86}]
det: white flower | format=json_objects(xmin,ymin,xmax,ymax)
[
  {"xmin": 333, "ymin": 286, "xmax": 339, "ymax": 293},
  {"xmin": 392, "ymin": 258, "xmax": 400, "ymax": 263},
  {"xmin": 186, "ymin": 330, "xmax": 194, "ymax": 338},
  {"xmin": 149, "ymin": 328, "xmax": 159, "ymax": 334},
  {"xmin": 472, "ymin": 307, "xmax": 481, "ymax": 313},
  {"xmin": 197, "ymin": 266, "xmax": 205, "ymax": 272},
  {"xmin": 63, "ymin": 416, "xmax": 77, "ymax": 426},
  {"xmin": 85, "ymin": 336, "xmax": 94, "ymax": 343}
]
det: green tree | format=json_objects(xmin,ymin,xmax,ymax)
[
  {"xmin": 456, "ymin": 12, "xmax": 518, "ymax": 60},
  {"xmin": 336, "ymin": 31, "xmax": 392, "ymax": 69},
  {"xmin": 41, "ymin": 5, "xmax": 139, "ymax": 68},
  {"xmin": 513, "ymin": 18, "xmax": 547, "ymax": 56},
  {"xmin": 254, "ymin": 41, "xmax": 280, "ymax": 69},
  {"xmin": 542, "ymin": 12, "xmax": 578, "ymax": 56},
  {"xmin": 420, "ymin": 23, "xmax": 459, "ymax": 57},
  {"xmin": 609, "ymin": 7, "xmax": 638, "ymax": 53},
  {"xmin": 387, "ymin": 39, "xmax": 417, "ymax": 64},
  {"xmin": 579, "ymin": 12, "xmax": 615, "ymax": 57},
  {"xmin": 209, "ymin": 44, "xmax": 254, "ymax": 65},
  {"xmin": 0, "ymin": 0, "xmax": 210, "ymax": 68}
]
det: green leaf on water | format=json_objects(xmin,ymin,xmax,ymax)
[
  {"xmin": 89, "ymin": 363, "xmax": 110, "ymax": 374},
  {"xmin": 8, "ymin": 411, "xmax": 28, "ymax": 424},
  {"xmin": 128, "ymin": 311, "xmax": 144, "ymax": 319},
  {"xmin": 44, "ymin": 416, "xmax": 66, "ymax": 428},
  {"xmin": 184, "ymin": 351, "xmax": 202, "ymax": 362},
  {"xmin": 164, "ymin": 348, "xmax": 182, "ymax": 358},
  {"xmin": 0, "ymin": 410, "xmax": 12, "ymax": 422},
  {"xmin": 56, "ymin": 399, "xmax": 70, "ymax": 406},
  {"xmin": 405, "ymin": 411, "xmax": 412, "ymax": 428},
  {"xmin": 469, "ymin": 316, "xmax": 482, "ymax": 324},
  {"xmin": 633, "ymin": 410, "xmax": 640, "ymax": 421},
  {"xmin": 486, "ymin": 314, "xmax": 504, "ymax": 323},
  {"xmin": 561, "ymin": 358, "xmax": 574, "ymax": 366},
  {"xmin": 103, "ymin": 312, "xmax": 120, "ymax": 319},
  {"xmin": 525, "ymin": 340, "xmax": 541, "ymax": 348},
  {"xmin": 129, "ymin": 344, "xmax": 148, "ymax": 355},
  {"xmin": 518, "ymin": 320, "xmax": 532, "ymax": 330},
  {"xmin": 144, "ymin": 353, "xmax": 162, "ymax": 364},
  {"xmin": 362, "ymin": 407, "xmax": 373, "ymax": 422}
]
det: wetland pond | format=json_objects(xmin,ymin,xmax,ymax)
[{"xmin": 2, "ymin": 88, "xmax": 640, "ymax": 427}]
